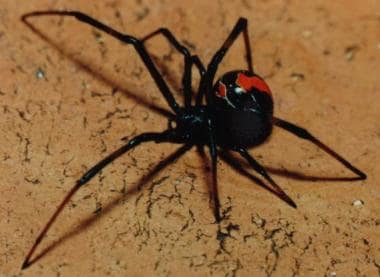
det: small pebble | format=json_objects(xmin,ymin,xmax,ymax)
[
  {"xmin": 290, "ymin": 72, "xmax": 305, "ymax": 82},
  {"xmin": 251, "ymin": 215, "xmax": 265, "ymax": 227},
  {"xmin": 352, "ymin": 199, "xmax": 364, "ymax": 207},
  {"xmin": 344, "ymin": 45, "xmax": 359, "ymax": 61},
  {"xmin": 82, "ymin": 81, "xmax": 91, "ymax": 89},
  {"xmin": 35, "ymin": 68, "xmax": 45, "ymax": 79}
]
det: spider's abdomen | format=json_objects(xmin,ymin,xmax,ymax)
[{"xmin": 212, "ymin": 70, "xmax": 274, "ymax": 148}]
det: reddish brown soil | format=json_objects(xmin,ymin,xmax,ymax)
[{"xmin": 0, "ymin": 1, "xmax": 379, "ymax": 276}]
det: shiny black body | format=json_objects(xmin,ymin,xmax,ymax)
[
  {"xmin": 21, "ymin": 10, "xmax": 366, "ymax": 269},
  {"xmin": 214, "ymin": 108, "xmax": 273, "ymax": 148},
  {"xmin": 212, "ymin": 70, "xmax": 274, "ymax": 148}
]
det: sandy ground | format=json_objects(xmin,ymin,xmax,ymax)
[{"xmin": 0, "ymin": 1, "xmax": 379, "ymax": 276}]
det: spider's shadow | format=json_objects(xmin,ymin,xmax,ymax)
[
  {"xmin": 26, "ymin": 146, "xmax": 360, "ymax": 266},
  {"xmin": 26, "ymin": 144, "xmax": 189, "ymax": 266}
]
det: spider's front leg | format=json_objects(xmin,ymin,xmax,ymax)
[
  {"xmin": 21, "ymin": 10, "xmax": 180, "ymax": 114},
  {"xmin": 21, "ymin": 131, "xmax": 175, "ymax": 269}
]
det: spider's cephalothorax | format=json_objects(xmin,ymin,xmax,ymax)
[
  {"xmin": 171, "ymin": 106, "xmax": 208, "ymax": 144},
  {"xmin": 21, "ymin": 11, "xmax": 366, "ymax": 269},
  {"xmin": 212, "ymin": 70, "xmax": 273, "ymax": 148}
]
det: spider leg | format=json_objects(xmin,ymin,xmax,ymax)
[
  {"xmin": 141, "ymin": 29, "xmax": 207, "ymax": 105},
  {"xmin": 242, "ymin": 22, "xmax": 254, "ymax": 74},
  {"xmin": 141, "ymin": 28, "xmax": 206, "ymax": 107},
  {"xmin": 207, "ymin": 18, "xmax": 253, "ymax": 74},
  {"xmin": 206, "ymin": 119, "xmax": 222, "ymax": 222},
  {"xmin": 201, "ymin": 17, "xmax": 253, "ymax": 105},
  {"xmin": 21, "ymin": 11, "xmax": 180, "ymax": 114},
  {"xmin": 192, "ymin": 55, "xmax": 206, "ymax": 76},
  {"xmin": 273, "ymin": 117, "xmax": 366, "ymax": 179},
  {"xmin": 192, "ymin": 55, "xmax": 207, "ymax": 106},
  {"xmin": 21, "ymin": 131, "xmax": 175, "ymax": 269},
  {"xmin": 237, "ymin": 148, "xmax": 298, "ymax": 208}
]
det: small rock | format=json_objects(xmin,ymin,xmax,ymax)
[
  {"xmin": 251, "ymin": 215, "xmax": 265, "ymax": 227},
  {"xmin": 35, "ymin": 68, "xmax": 45, "ymax": 79},
  {"xmin": 352, "ymin": 199, "xmax": 364, "ymax": 207},
  {"xmin": 344, "ymin": 45, "xmax": 359, "ymax": 61}
]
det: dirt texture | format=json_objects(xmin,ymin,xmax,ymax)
[{"xmin": 0, "ymin": 1, "xmax": 379, "ymax": 276}]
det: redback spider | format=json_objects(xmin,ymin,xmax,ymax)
[{"xmin": 21, "ymin": 11, "xmax": 366, "ymax": 269}]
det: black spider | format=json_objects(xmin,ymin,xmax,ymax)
[{"xmin": 21, "ymin": 11, "xmax": 366, "ymax": 269}]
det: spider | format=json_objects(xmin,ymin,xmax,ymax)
[{"xmin": 21, "ymin": 10, "xmax": 366, "ymax": 269}]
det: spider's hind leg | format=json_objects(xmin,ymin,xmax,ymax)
[
  {"xmin": 237, "ymin": 148, "xmax": 297, "ymax": 208},
  {"xmin": 273, "ymin": 117, "xmax": 366, "ymax": 179},
  {"xmin": 201, "ymin": 17, "xmax": 253, "ymax": 106}
]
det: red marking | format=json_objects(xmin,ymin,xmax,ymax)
[
  {"xmin": 216, "ymin": 82, "xmax": 227, "ymax": 98},
  {"xmin": 236, "ymin": 73, "xmax": 272, "ymax": 96}
]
